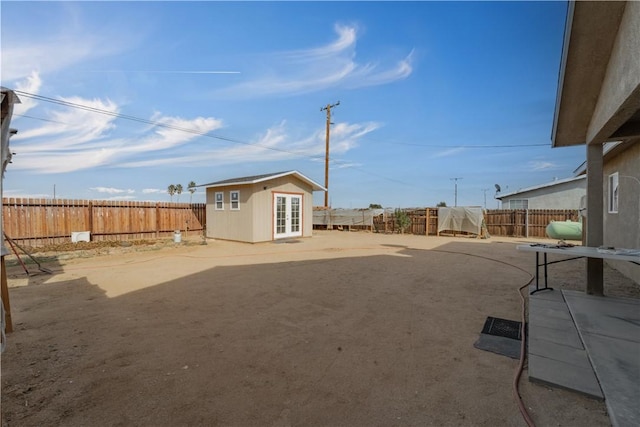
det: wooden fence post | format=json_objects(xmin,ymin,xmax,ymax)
[
  {"xmin": 88, "ymin": 201, "xmax": 93, "ymax": 240},
  {"xmin": 425, "ymin": 208, "xmax": 430, "ymax": 236},
  {"xmin": 155, "ymin": 202, "xmax": 160, "ymax": 239},
  {"xmin": 1, "ymin": 256, "xmax": 12, "ymax": 333}
]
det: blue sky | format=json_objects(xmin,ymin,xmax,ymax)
[{"xmin": 1, "ymin": 1, "xmax": 584, "ymax": 208}]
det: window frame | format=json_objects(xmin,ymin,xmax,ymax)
[
  {"xmin": 608, "ymin": 172, "xmax": 619, "ymax": 214},
  {"xmin": 214, "ymin": 192, "xmax": 224, "ymax": 210},
  {"xmin": 230, "ymin": 190, "xmax": 240, "ymax": 210}
]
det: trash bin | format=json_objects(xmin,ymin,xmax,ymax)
[{"xmin": 173, "ymin": 230, "xmax": 182, "ymax": 243}]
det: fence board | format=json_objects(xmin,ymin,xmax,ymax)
[{"xmin": 2, "ymin": 198, "xmax": 206, "ymax": 248}]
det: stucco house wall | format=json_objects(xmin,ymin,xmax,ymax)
[
  {"xmin": 498, "ymin": 177, "xmax": 586, "ymax": 210},
  {"xmin": 603, "ymin": 141, "xmax": 640, "ymax": 283}
]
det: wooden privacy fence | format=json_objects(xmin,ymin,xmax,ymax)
[
  {"xmin": 373, "ymin": 208, "xmax": 579, "ymax": 238},
  {"xmin": 373, "ymin": 208, "xmax": 439, "ymax": 235},
  {"xmin": 484, "ymin": 209, "xmax": 579, "ymax": 238},
  {"xmin": 2, "ymin": 198, "xmax": 206, "ymax": 247}
]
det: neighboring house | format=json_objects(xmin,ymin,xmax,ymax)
[
  {"xmin": 552, "ymin": 1, "xmax": 640, "ymax": 288},
  {"xmin": 496, "ymin": 176, "xmax": 586, "ymax": 210},
  {"xmin": 201, "ymin": 171, "xmax": 325, "ymax": 243}
]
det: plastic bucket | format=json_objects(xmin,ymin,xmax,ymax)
[{"xmin": 173, "ymin": 231, "xmax": 182, "ymax": 243}]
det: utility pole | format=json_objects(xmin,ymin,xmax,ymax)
[
  {"xmin": 320, "ymin": 101, "xmax": 340, "ymax": 208},
  {"xmin": 450, "ymin": 177, "xmax": 463, "ymax": 207},
  {"xmin": 482, "ymin": 188, "xmax": 490, "ymax": 209}
]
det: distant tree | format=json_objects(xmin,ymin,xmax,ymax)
[
  {"xmin": 369, "ymin": 203, "xmax": 383, "ymax": 209},
  {"xmin": 188, "ymin": 181, "xmax": 197, "ymax": 203},
  {"xmin": 395, "ymin": 208, "xmax": 411, "ymax": 234},
  {"xmin": 436, "ymin": 201, "xmax": 447, "ymax": 207},
  {"xmin": 175, "ymin": 184, "xmax": 183, "ymax": 202},
  {"xmin": 167, "ymin": 184, "xmax": 176, "ymax": 202}
]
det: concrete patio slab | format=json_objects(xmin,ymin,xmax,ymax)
[
  {"xmin": 563, "ymin": 291, "xmax": 640, "ymax": 427},
  {"xmin": 528, "ymin": 286, "xmax": 640, "ymax": 427}
]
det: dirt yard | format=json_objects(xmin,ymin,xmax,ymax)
[{"xmin": 2, "ymin": 231, "xmax": 637, "ymax": 426}]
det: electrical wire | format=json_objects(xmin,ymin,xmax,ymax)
[
  {"xmin": 12, "ymin": 89, "xmax": 555, "ymax": 197},
  {"xmin": 11, "ymin": 90, "xmax": 421, "ymax": 187},
  {"xmin": 13, "ymin": 90, "xmax": 327, "ymax": 160}
]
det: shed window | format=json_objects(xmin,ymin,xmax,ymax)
[
  {"xmin": 215, "ymin": 192, "xmax": 224, "ymax": 210},
  {"xmin": 508, "ymin": 199, "xmax": 528, "ymax": 209},
  {"xmin": 608, "ymin": 173, "xmax": 618, "ymax": 213},
  {"xmin": 230, "ymin": 190, "xmax": 240, "ymax": 210}
]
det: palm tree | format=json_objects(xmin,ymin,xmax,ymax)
[
  {"xmin": 167, "ymin": 184, "xmax": 176, "ymax": 202},
  {"xmin": 188, "ymin": 181, "xmax": 197, "ymax": 203},
  {"xmin": 175, "ymin": 184, "xmax": 183, "ymax": 202}
]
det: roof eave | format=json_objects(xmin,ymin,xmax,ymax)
[{"xmin": 551, "ymin": 1, "xmax": 627, "ymax": 148}]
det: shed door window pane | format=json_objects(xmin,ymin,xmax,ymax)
[
  {"xmin": 608, "ymin": 173, "xmax": 618, "ymax": 213},
  {"xmin": 291, "ymin": 197, "xmax": 300, "ymax": 232},
  {"xmin": 276, "ymin": 196, "xmax": 286, "ymax": 234}
]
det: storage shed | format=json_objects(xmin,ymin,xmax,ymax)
[{"xmin": 202, "ymin": 171, "xmax": 326, "ymax": 243}]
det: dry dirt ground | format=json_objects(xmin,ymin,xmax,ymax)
[{"xmin": 2, "ymin": 231, "xmax": 638, "ymax": 426}]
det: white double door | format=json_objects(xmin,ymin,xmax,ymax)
[{"xmin": 273, "ymin": 193, "xmax": 302, "ymax": 239}]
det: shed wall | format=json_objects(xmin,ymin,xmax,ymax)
[
  {"xmin": 206, "ymin": 175, "xmax": 315, "ymax": 243},
  {"xmin": 206, "ymin": 186, "xmax": 255, "ymax": 242}
]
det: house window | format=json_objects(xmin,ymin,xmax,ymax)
[
  {"xmin": 508, "ymin": 199, "xmax": 529, "ymax": 209},
  {"xmin": 230, "ymin": 190, "xmax": 240, "ymax": 210},
  {"xmin": 608, "ymin": 173, "xmax": 618, "ymax": 213},
  {"xmin": 215, "ymin": 192, "xmax": 224, "ymax": 210}
]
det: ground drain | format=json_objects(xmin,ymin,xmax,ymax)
[
  {"xmin": 474, "ymin": 317, "xmax": 525, "ymax": 359},
  {"xmin": 481, "ymin": 316, "xmax": 523, "ymax": 341}
]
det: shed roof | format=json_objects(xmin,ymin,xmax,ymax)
[
  {"xmin": 496, "ymin": 175, "xmax": 586, "ymax": 200},
  {"xmin": 201, "ymin": 170, "xmax": 326, "ymax": 191}
]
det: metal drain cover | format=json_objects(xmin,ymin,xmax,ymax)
[{"xmin": 481, "ymin": 317, "xmax": 523, "ymax": 341}]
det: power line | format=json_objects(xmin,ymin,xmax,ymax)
[
  {"xmin": 380, "ymin": 141, "xmax": 550, "ymax": 148},
  {"xmin": 13, "ymin": 90, "xmax": 326, "ymax": 160},
  {"xmin": 13, "ymin": 91, "xmax": 417, "ymax": 189},
  {"xmin": 11, "ymin": 90, "xmax": 528, "ymax": 195}
]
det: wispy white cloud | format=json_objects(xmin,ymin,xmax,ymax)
[
  {"xmin": 13, "ymin": 71, "xmax": 42, "ymax": 115},
  {"xmin": 103, "ymin": 195, "xmax": 137, "ymax": 201},
  {"xmin": 2, "ymin": 18, "xmax": 137, "ymax": 82},
  {"xmin": 332, "ymin": 161, "xmax": 363, "ymax": 170},
  {"xmin": 90, "ymin": 187, "xmax": 135, "ymax": 195},
  {"xmin": 142, "ymin": 188, "xmax": 163, "ymax": 194},
  {"xmin": 9, "ymin": 73, "xmax": 225, "ymax": 174},
  {"xmin": 528, "ymin": 160, "xmax": 558, "ymax": 171},
  {"xmin": 432, "ymin": 147, "xmax": 465, "ymax": 158},
  {"xmin": 1, "ymin": 189, "xmax": 52, "ymax": 199},
  {"xmin": 286, "ymin": 24, "xmax": 358, "ymax": 61},
  {"xmin": 216, "ymin": 23, "xmax": 413, "ymax": 98},
  {"xmin": 120, "ymin": 120, "xmax": 380, "ymax": 169}
]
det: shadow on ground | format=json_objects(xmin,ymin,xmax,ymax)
[{"xmin": 1, "ymin": 240, "xmax": 614, "ymax": 426}]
